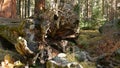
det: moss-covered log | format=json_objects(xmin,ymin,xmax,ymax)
[{"xmin": 0, "ymin": 20, "xmax": 25, "ymax": 45}]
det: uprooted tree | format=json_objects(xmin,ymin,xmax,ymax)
[
  {"xmin": 16, "ymin": 0, "xmax": 80, "ymax": 64},
  {"xmin": 0, "ymin": 0, "xmax": 80, "ymax": 65}
]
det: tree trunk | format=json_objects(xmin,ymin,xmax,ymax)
[
  {"xmin": 11, "ymin": 0, "xmax": 17, "ymax": 18},
  {"xmin": 16, "ymin": 0, "xmax": 21, "ymax": 18},
  {"xmin": 102, "ymin": 0, "xmax": 104, "ymax": 16},
  {"xmin": 0, "ymin": 0, "xmax": 4, "ymax": 11},
  {"xmin": 86, "ymin": 0, "xmax": 89, "ymax": 18},
  {"xmin": 34, "ymin": 0, "xmax": 45, "ymax": 16},
  {"xmin": 25, "ymin": 0, "xmax": 27, "ymax": 18},
  {"xmin": 28, "ymin": 0, "xmax": 30, "ymax": 17},
  {"xmin": 108, "ymin": 0, "xmax": 114, "ymax": 21},
  {"xmin": 0, "ymin": 0, "xmax": 16, "ymax": 18}
]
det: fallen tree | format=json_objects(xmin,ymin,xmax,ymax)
[{"xmin": 0, "ymin": 1, "xmax": 80, "ymax": 66}]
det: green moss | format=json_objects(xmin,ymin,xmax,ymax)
[
  {"xmin": 0, "ymin": 48, "xmax": 24, "ymax": 62},
  {"xmin": 66, "ymin": 53, "xmax": 77, "ymax": 62},
  {"xmin": 46, "ymin": 60, "xmax": 70, "ymax": 68},
  {"xmin": 114, "ymin": 55, "xmax": 120, "ymax": 60},
  {"xmin": 0, "ymin": 20, "xmax": 26, "ymax": 45},
  {"xmin": 80, "ymin": 62, "xmax": 96, "ymax": 68}
]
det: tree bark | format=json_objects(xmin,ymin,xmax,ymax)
[
  {"xmin": 11, "ymin": 0, "xmax": 17, "ymax": 18},
  {"xmin": 0, "ymin": 0, "xmax": 4, "ymax": 11},
  {"xmin": 28, "ymin": 0, "xmax": 30, "ymax": 17},
  {"xmin": 102, "ymin": 0, "xmax": 104, "ymax": 16},
  {"xmin": 0, "ymin": 0, "xmax": 16, "ymax": 18},
  {"xmin": 34, "ymin": 0, "xmax": 45, "ymax": 16}
]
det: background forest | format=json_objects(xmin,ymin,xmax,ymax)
[{"xmin": 0, "ymin": 0, "xmax": 120, "ymax": 28}]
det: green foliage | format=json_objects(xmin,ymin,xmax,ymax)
[
  {"xmin": 114, "ymin": 19, "xmax": 120, "ymax": 29},
  {"xmin": 74, "ymin": 4, "xmax": 80, "ymax": 14},
  {"xmin": 79, "ymin": 0, "xmax": 106, "ymax": 29},
  {"xmin": 80, "ymin": 62, "xmax": 96, "ymax": 68}
]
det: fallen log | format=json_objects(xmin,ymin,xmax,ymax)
[
  {"xmin": 0, "ymin": 17, "xmax": 21, "ymax": 23},
  {"xmin": 0, "ymin": 2, "xmax": 80, "ymax": 65}
]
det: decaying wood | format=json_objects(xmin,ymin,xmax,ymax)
[
  {"xmin": 0, "ymin": 1, "xmax": 80, "ymax": 65},
  {"xmin": 24, "ymin": 1, "xmax": 80, "ymax": 51},
  {"xmin": 0, "ymin": 17, "xmax": 20, "ymax": 23}
]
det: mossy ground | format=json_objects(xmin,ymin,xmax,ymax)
[
  {"xmin": 0, "ymin": 29, "xmax": 104, "ymax": 68},
  {"xmin": 0, "ymin": 29, "xmax": 120, "ymax": 68}
]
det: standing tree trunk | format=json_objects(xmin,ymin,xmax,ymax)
[
  {"xmin": 11, "ymin": 0, "xmax": 17, "ymax": 18},
  {"xmin": 102, "ymin": 0, "xmax": 104, "ymax": 16},
  {"xmin": 28, "ymin": 0, "xmax": 30, "ymax": 17},
  {"xmin": 34, "ymin": 0, "xmax": 45, "ymax": 16},
  {"xmin": 86, "ymin": 0, "xmax": 89, "ymax": 19},
  {"xmin": 17, "ymin": 0, "xmax": 21, "ymax": 18},
  {"xmin": 24, "ymin": 0, "xmax": 27, "ymax": 18},
  {"xmin": 0, "ymin": 0, "xmax": 16, "ymax": 18},
  {"xmin": 0, "ymin": 0, "xmax": 4, "ymax": 11}
]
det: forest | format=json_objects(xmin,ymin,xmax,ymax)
[{"xmin": 0, "ymin": 0, "xmax": 120, "ymax": 68}]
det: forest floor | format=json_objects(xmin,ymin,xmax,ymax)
[
  {"xmin": 77, "ymin": 30, "xmax": 120, "ymax": 68},
  {"xmin": 78, "ymin": 30, "xmax": 102, "ymax": 51},
  {"xmin": 0, "ymin": 29, "xmax": 120, "ymax": 68}
]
